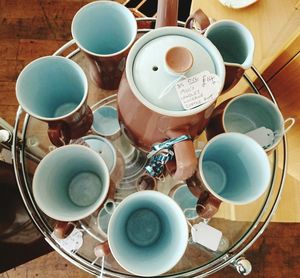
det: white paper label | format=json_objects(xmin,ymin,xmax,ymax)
[
  {"xmin": 245, "ymin": 127, "xmax": 275, "ymax": 149},
  {"xmin": 191, "ymin": 222, "xmax": 222, "ymax": 251},
  {"xmin": 51, "ymin": 228, "xmax": 83, "ymax": 253},
  {"xmin": 175, "ymin": 71, "xmax": 221, "ymax": 110}
]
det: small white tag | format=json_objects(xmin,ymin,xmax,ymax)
[
  {"xmin": 191, "ymin": 222, "xmax": 222, "ymax": 251},
  {"xmin": 175, "ymin": 71, "xmax": 221, "ymax": 110},
  {"xmin": 51, "ymin": 228, "xmax": 83, "ymax": 253},
  {"xmin": 245, "ymin": 127, "xmax": 275, "ymax": 149}
]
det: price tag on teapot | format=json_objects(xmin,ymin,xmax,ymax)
[
  {"xmin": 175, "ymin": 71, "xmax": 221, "ymax": 110},
  {"xmin": 191, "ymin": 222, "xmax": 222, "ymax": 251}
]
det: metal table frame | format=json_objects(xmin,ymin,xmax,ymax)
[{"xmin": 11, "ymin": 18, "xmax": 288, "ymax": 277}]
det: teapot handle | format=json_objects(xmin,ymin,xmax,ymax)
[
  {"xmin": 185, "ymin": 9, "xmax": 212, "ymax": 33},
  {"xmin": 155, "ymin": 0, "xmax": 179, "ymax": 28},
  {"xmin": 166, "ymin": 129, "xmax": 197, "ymax": 181}
]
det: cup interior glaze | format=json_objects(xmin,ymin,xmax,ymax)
[
  {"xmin": 108, "ymin": 191, "xmax": 188, "ymax": 277},
  {"xmin": 71, "ymin": 1, "xmax": 137, "ymax": 56},
  {"xmin": 199, "ymin": 133, "xmax": 270, "ymax": 204},
  {"xmin": 33, "ymin": 145, "xmax": 110, "ymax": 221},
  {"xmin": 205, "ymin": 20, "xmax": 254, "ymax": 68},
  {"xmin": 224, "ymin": 94, "xmax": 284, "ymax": 150},
  {"xmin": 16, "ymin": 56, "xmax": 88, "ymax": 121},
  {"xmin": 92, "ymin": 106, "xmax": 120, "ymax": 137}
]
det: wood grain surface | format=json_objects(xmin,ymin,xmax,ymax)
[{"xmin": 0, "ymin": 0, "xmax": 299, "ymax": 277}]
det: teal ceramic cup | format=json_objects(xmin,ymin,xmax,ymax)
[
  {"xmin": 187, "ymin": 132, "xmax": 271, "ymax": 218},
  {"xmin": 198, "ymin": 133, "xmax": 271, "ymax": 205},
  {"xmin": 92, "ymin": 106, "xmax": 121, "ymax": 138},
  {"xmin": 206, "ymin": 94, "xmax": 295, "ymax": 152},
  {"xmin": 33, "ymin": 145, "xmax": 110, "ymax": 221},
  {"xmin": 16, "ymin": 56, "xmax": 92, "ymax": 146},
  {"xmin": 169, "ymin": 183, "xmax": 199, "ymax": 221},
  {"xmin": 204, "ymin": 20, "xmax": 255, "ymax": 92},
  {"xmin": 108, "ymin": 191, "xmax": 188, "ymax": 277},
  {"xmin": 71, "ymin": 1, "xmax": 137, "ymax": 90}
]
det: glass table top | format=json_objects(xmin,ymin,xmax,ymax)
[{"xmin": 12, "ymin": 20, "xmax": 287, "ymax": 277}]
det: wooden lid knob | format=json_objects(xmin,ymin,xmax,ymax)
[{"xmin": 165, "ymin": 46, "xmax": 194, "ymax": 74}]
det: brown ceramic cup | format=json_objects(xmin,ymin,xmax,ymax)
[
  {"xmin": 206, "ymin": 94, "xmax": 295, "ymax": 152},
  {"xmin": 16, "ymin": 56, "xmax": 92, "ymax": 146},
  {"xmin": 186, "ymin": 10, "xmax": 255, "ymax": 93},
  {"xmin": 185, "ymin": 133, "xmax": 271, "ymax": 219},
  {"xmin": 71, "ymin": 1, "xmax": 137, "ymax": 90}
]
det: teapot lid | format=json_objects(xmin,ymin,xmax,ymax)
[{"xmin": 126, "ymin": 27, "xmax": 225, "ymax": 116}]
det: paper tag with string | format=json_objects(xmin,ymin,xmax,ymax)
[
  {"xmin": 191, "ymin": 222, "xmax": 222, "ymax": 251},
  {"xmin": 245, "ymin": 127, "xmax": 275, "ymax": 149},
  {"xmin": 175, "ymin": 71, "xmax": 221, "ymax": 110},
  {"xmin": 51, "ymin": 228, "xmax": 83, "ymax": 253}
]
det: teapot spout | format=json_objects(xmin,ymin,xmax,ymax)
[{"xmin": 155, "ymin": 0, "xmax": 179, "ymax": 28}]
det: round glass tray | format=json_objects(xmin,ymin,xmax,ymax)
[{"xmin": 12, "ymin": 18, "xmax": 287, "ymax": 277}]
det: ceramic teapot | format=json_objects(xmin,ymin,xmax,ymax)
[{"xmin": 117, "ymin": 0, "xmax": 226, "ymax": 180}]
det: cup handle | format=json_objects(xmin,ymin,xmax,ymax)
[
  {"xmin": 53, "ymin": 221, "xmax": 76, "ymax": 239},
  {"xmin": 94, "ymin": 241, "xmax": 111, "ymax": 258},
  {"xmin": 166, "ymin": 130, "xmax": 197, "ymax": 180},
  {"xmin": 104, "ymin": 199, "xmax": 116, "ymax": 214},
  {"xmin": 284, "ymin": 117, "xmax": 295, "ymax": 134},
  {"xmin": 196, "ymin": 191, "xmax": 222, "ymax": 219},
  {"xmin": 186, "ymin": 172, "xmax": 221, "ymax": 219},
  {"xmin": 48, "ymin": 121, "xmax": 70, "ymax": 146},
  {"xmin": 53, "ymin": 38, "xmax": 76, "ymax": 57},
  {"xmin": 184, "ymin": 9, "xmax": 212, "ymax": 33}
]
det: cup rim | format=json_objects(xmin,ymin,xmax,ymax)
[
  {"xmin": 32, "ymin": 144, "xmax": 110, "ymax": 221},
  {"xmin": 126, "ymin": 26, "xmax": 225, "ymax": 117},
  {"xmin": 198, "ymin": 132, "xmax": 271, "ymax": 205},
  {"xmin": 71, "ymin": 1, "xmax": 137, "ymax": 58},
  {"xmin": 222, "ymin": 93, "xmax": 285, "ymax": 152},
  {"xmin": 107, "ymin": 191, "xmax": 189, "ymax": 276},
  {"xmin": 16, "ymin": 56, "xmax": 89, "ymax": 122}
]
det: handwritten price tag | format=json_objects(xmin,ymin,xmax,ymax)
[{"xmin": 175, "ymin": 71, "xmax": 221, "ymax": 110}]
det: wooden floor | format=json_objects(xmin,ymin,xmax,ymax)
[
  {"xmin": 0, "ymin": 222, "xmax": 299, "ymax": 278},
  {"xmin": 0, "ymin": 0, "xmax": 299, "ymax": 277}
]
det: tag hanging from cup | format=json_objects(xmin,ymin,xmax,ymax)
[
  {"xmin": 245, "ymin": 126, "xmax": 275, "ymax": 149},
  {"xmin": 191, "ymin": 222, "xmax": 222, "ymax": 251},
  {"xmin": 51, "ymin": 227, "xmax": 83, "ymax": 253}
]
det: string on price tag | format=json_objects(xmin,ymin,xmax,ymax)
[{"xmin": 175, "ymin": 71, "xmax": 221, "ymax": 110}]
